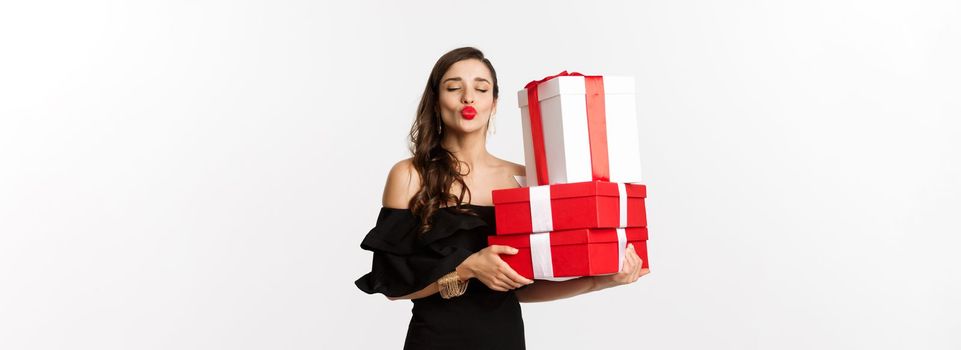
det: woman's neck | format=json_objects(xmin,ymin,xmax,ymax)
[{"xmin": 441, "ymin": 130, "xmax": 490, "ymax": 170}]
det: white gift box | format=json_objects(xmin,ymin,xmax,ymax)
[{"xmin": 518, "ymin": 73, "xmax": 643, "ymax": 185}]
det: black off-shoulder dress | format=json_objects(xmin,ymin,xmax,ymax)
[{"xmin": 355, "ymin": 205, "xmax": 526, "ymax": 350}]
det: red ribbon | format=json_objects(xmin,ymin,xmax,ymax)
[
  {"xmin": 524, "ymin": 71, "xmax": 610, "ymax": 185},
  {"xmin": 524, "ymin": 71, "xmax": 584, "ymax": 90}
]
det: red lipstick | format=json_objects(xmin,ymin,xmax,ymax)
[{"xmin": 460, "ymin": 106, "xmax": 477, "ymax": 120}]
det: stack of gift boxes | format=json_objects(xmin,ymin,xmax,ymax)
[{"xmin": 488, "ymin": 72, "xmax": 650, "ymax": 280}]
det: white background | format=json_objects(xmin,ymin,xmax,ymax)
[{"xmin": 1, "ymin": 0, "xmax": 959, "ymax": 349}]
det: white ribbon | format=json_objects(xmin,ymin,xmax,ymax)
[
  {"xmin": 617, "ymin": 183, "xmax": 628, "ymax": 228},
  {"xmin": 616, "ymin": 228, "xmax": 628, "ymax": 271},
  {"xmin": 526, "ymin": 183, "xmax": 630, "ymax": 280},
  {"xmin": 528, "ymin": 185, "xmax": 553, "ymax": 233},
  {"xmin": 529, "ymin": 232, "xmax": 554, "ymax": 279}
]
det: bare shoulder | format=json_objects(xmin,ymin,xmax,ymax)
[
  {"xmin": 491, "ymin": 157, "xmax": 525, "ymax": 176},
  {"xmin": 383, "ymin": 158, "xmax": 421, "ymax": 209}
]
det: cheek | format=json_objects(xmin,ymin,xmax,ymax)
[
  {"xmin": 478, "ymin": 99, "xmax": 494, "ymax": 113},
  {"xmin": 439, "ymin": 93, "xmax": 460, "ymax": 110},
  {"xmin": 437, "ymin": 97, "xmax": 459, "ymax": 121}
]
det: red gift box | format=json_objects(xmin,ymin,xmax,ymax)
[
  {"xmin": 492, "ymin": 181, "xmax": 647, "ymax": 235},
  {"xmin": 488, "ymin": 227, "xmax": 649, "ymax": 280}
]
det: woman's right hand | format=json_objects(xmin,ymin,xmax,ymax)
[{"xmin": 456, "ymin": 245, "xmax": 534, "ymax": 292}]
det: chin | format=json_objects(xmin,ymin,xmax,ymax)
[{"xmin": 460, "ymin": 119, "xmax": 489, "ymax": 133}]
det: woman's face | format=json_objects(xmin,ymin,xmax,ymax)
[{"xmin": 437, "ymin": 59, "xmax": 496, "ymax": 135}]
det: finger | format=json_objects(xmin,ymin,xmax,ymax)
[
  {"xmin": 491, "ymin": 276, "xmax": 516, "ymax": 289},
  {"xmin": 619, "ymin": 260, "xmax": 632, "ymax": 277},
  {"xmin": 487, "ymin": 280, "xmax": 509, "ymax": 291},
  {"xmin": 632, "ymin": 258, "xmax": 646, "ymax": 282},
  {"xmin": 497, "ymin": 275, "xmax": 523, "ymax": 289},
  {"xmin": 625, "ymin": 245, "xmax": 639, "ymax": 267},
  {"xmin": 630, "ymin": 262, "xmax": 642, "ymax": 282},
  {"xmin": 490, "ymin": 245, "xmax": 520, "ymax": 255},
  {"xmin": 626, "ymin": 244, "xmax": 639, "ymax": 261},
  {"xmin": 629, "ymin": 249, "xmax": 641, "ymax": 270},
  {"xmin": 623, "ymin": 255, "xmax": 639, "ymax": 282},
  {"xmin": 494, "ymin": 271, "xmax": 522, "ymax": 288},
  {"xmin": 499, "ymin": 278, "xmax": 519, "ymax": 290},
  {"xmin": 619, "ymin": 265, "xmax": 632, "ymax": 280},
  {"xmin": 630, "ymin": 247, "xmax": 641, "ymax": 267},
  {"xmin": 499, "ymin": 274, "xmax": 523, "ymax": 289},
  {"xmin": 623, "ymin": 250, "xmax": 638, "ymax": 273},
  {"xmin": 501, "ymin": 265, "xmax": 534, "ymax": 285},
  {"xmin": 620, "ymin": 250, "xmax": 632, "ymax": 273}
]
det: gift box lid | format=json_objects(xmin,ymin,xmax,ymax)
[
  {"xmin": 489, "ymin": 227, "xmax": 648, "ymax": 248},
  {"xmin": 492, "ymin": 181, "xmax": 646, "ymax": 205},
  {"xmin": 517, "ymin": 75, "xmax": 636, "ymax": 108}
]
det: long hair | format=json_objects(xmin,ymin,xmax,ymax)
[{"xmin": 408, "ymin": 47, "xmax": 499, "ymax": 233}]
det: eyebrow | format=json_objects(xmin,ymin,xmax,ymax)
[{"xmin": 441, "ymin": 77, "xmax": 491, "ymax": 84}]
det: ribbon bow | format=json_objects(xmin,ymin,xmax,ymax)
[{"xmin": 524, "ymin": 71, "xmax": 586, "ymax": 89}]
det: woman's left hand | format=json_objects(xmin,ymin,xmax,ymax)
[{"xmin": 592, "ymin": 243, "xmax": 649, "ymax": 291}]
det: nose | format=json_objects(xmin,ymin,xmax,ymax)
[{"xmin": 461, "ymin": 89, "xmax": 475, "ymax": 105}]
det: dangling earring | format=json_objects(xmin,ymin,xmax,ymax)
[
  {"xmin": 437, "ymin": 122, "xmax": 442, "ymax": 135},
  {"xmin": 487, "ymin": 110, "xmax": 496, "ymax": 135}
]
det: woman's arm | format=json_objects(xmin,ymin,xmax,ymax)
[
  {"xmin": 387, "ymin": 245, "xmax": 533, "ymax": 300},
  {"xmin": 516, "ymin": 243, "xmax": 649, "ymax": 303},
  {"xmin": 387, "ymin": 282, "xmax": 440, "ymax": 301},
  {"xmin": 513, "ymin": 277, "xmax": 596, "ymax": 303}
]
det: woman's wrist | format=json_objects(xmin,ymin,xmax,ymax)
[
  {"xmin": 588, "ymin": 276, "xmax": 601, "ymax": 292},
  {"xmin": 438, "ymin": 271, "xmax": 470, "ymax": 299},
  {"xmin": 589, "ymin": 275, "xmax": 615, "ymax": 292},
  {"xmin": 455, "ymin": 256, "xmax": 475, "ymax": 280}
]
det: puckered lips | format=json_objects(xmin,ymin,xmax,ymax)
[{"xmin": 460, "ymin": 106, "xmax": 477, "ymax": 120}]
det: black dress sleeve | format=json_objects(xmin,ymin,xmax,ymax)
[{"xmin": 354, "ymin": 207, "xmax": 488, "ymax": 297}]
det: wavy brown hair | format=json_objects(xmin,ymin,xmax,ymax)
[{"xmin": 408, "ymin": 47, "xmax": 499, "ymax": 234}]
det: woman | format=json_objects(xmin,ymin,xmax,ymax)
[{"xmin": 355, "ymin": 47, "xmax": 649, "ymax": 349}]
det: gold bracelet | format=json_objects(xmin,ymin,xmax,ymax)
[{"xmin": 438, "ymin": 271, "xmax": 469, "ymax": 299}]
